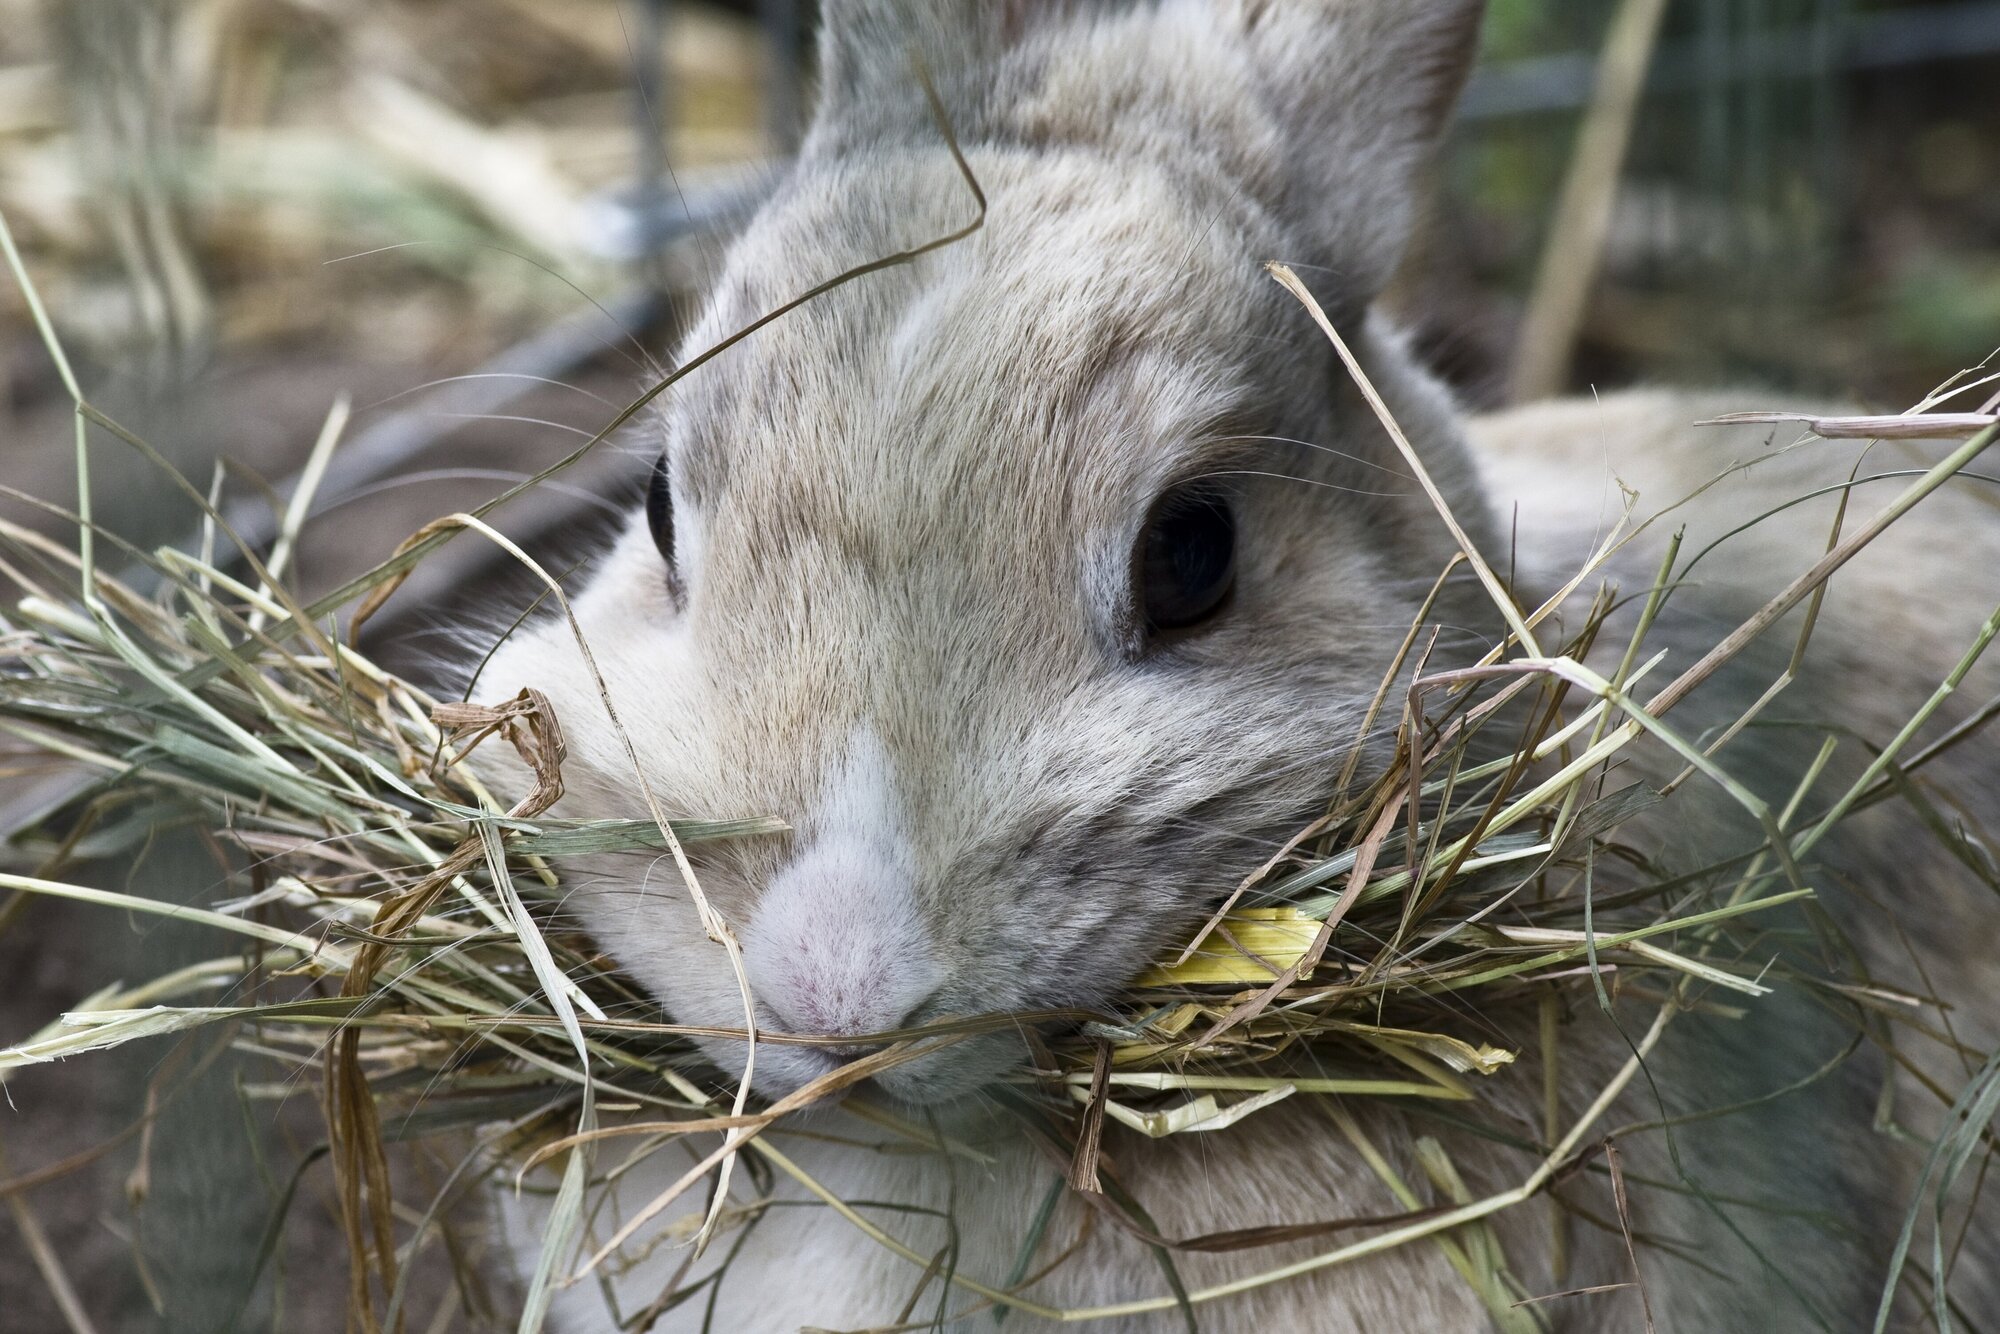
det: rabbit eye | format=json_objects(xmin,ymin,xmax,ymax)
[
  {"xmin": 646, "ymin": 453, "xmax": 676, "ymax": 570},
  {"xmin": 1137, "ymin": 484, "xmax": 1236, "ymax": 636}
]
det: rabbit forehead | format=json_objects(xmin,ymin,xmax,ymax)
[{"xmin": 668, "ymin": 144, "xmax": 1298, "ymax": 520}]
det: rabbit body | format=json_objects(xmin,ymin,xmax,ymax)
[{"xmin": 480, "ymin": 5, "xmax": 2000, "ymax": 1329}]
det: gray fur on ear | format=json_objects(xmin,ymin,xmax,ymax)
[
  {"xmin": 805, "ymin": 0, "xmax": 1101, "ymax": 153},
  {"xmin": 1225, "ymin": 0, "xmax": 1486, "ymax": 294},
  {"xmin": 804, "ymin": 1, "xmax": 1485, "ymax": 304}
]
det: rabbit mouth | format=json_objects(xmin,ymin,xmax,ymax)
[
  {"xmin": 695, "ymin": 1022, "xmax": 1032, "ymax": 1111},
  {"xmin": 853, "ymin": 1028, "xmax": 1031, "ymax": 1107}
]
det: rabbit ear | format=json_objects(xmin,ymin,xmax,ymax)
[
  {"xmin": 1225, "ymin": 0, "xmax": 1486, "ymax": 299},
  {"xmin": 806, "ymin": 1, "xmax": 1102, "ymax": 154},
  {"xmin": 806, "ymin": 1, "xmax": 1484, "ymax": 301}
]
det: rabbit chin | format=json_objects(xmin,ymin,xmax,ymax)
[{"xmin": 692, "ymin": 1026, "xmax": 1032, "ymax": 1111}]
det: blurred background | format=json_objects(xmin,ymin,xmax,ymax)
[{"xmin": 0, "ymin": 1, "xmax": 1995, "ymax": 1329}]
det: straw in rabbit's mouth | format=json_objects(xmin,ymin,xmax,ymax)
[
  {"xmin": 759, "ymin": 1035, "xmax": 1017, "ymax": 1108},
  {"xmin": 5, "ymin": 187, "xmax": 1997, "ymax": 1324},
  {"xmin": 3, "ymin": 446, "xmax": 1981, "ymax": 1323},
  {"xmin": 40, "ymin": 433, "xmax": 1996, "ymax": 1334}
]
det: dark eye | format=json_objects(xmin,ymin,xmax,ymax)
[
  {"xmin": 1137, "ymin": 484, "xmax": 1236, "ymax": 636},
  {"xmin": 645, "ymin": 452, "xmax": 676, "ymax": 569}
]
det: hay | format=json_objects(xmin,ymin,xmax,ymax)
[{"xmin": 5, "ymin": 190, "xmax": 2000, "ymax": 1331}]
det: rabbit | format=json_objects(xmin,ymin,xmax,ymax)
[{"xmin": 472, "ymin": 3, "xmax": 2000, "ymax": 1329}]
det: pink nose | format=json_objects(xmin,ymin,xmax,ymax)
[
  {"xmin": 752, "ymin": 922, "xmax": 938, "ymax": 1043},
  {"xmin": 741, "ymin": 832, "xmax": 945, "ymax": 1049}
]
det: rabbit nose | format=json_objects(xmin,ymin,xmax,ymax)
[{"xmin": 742, "ymin": 830, "xmax": 946, "ymax": 1049}]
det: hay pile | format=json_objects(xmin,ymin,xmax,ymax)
[{"xmin": 6, "ymin": 189, "xmax": 2000, "ymax": 1329}]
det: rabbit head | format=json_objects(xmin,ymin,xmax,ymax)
[{"xmin": 480, "ymin": 0, "xmax": 1497, "ymax": 1105}]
